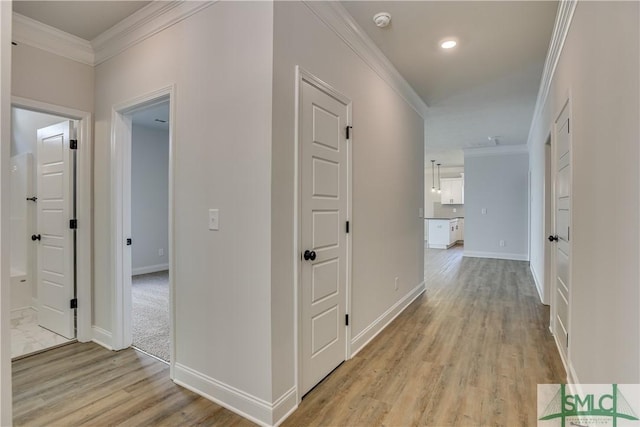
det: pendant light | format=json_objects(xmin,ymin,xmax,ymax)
[
  {"xmin": 430, "ymin": 160, "xmax": 436, "ymax": 192},
  {"xmin": 437, "ymin": 163, "xmax": 442, "ymax": 194}
]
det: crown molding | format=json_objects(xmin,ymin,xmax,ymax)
[
  {"xmin": 12, "ymin": 13, "xmax": 94, "ymax": 65},
  {"xmin": 463, "ymin": 144, "xmax": 528, "ymax": 158},
  {"xmin": 527, "ymin": 0, "xmax": 578, "ymax": 148},
  {"xmin": 92, "ymin": 1, "xmax": 215, "ymax": 65},
  {"xmin": 303, "ymin": 1, "xmax": 429, "ymax": 119}
]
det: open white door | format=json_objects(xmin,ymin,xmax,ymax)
[
  {"xmin": 35, "ymin": 121, "xmax": 75, "ymax": 339},
  {"xmin": 300, "ymin": 76, "xmax": 350, "ymax": 396},
  {"xmin": 550, "ymin": 104, "xmax": 571, "ymax": 361}
]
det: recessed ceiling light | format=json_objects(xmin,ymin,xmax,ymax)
[{"xmin": 440, "ymin": 40, "xmax": 457, "ymax": 49}]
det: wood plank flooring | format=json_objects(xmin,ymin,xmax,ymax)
[{"xmin": 13, "ymin": 246, "xmax": 565, "ymax": 426}]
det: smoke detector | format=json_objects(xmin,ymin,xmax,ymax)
[{"xmin": 373, "ymin": 12, "xmax": 391, "ymax": 28}]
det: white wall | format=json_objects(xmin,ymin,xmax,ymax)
[
  {"xmin": 528, "ymin": 1, "xmax": 639, "ymax": 383},
  {"xmin": 131, "ymin": 124, "xmax": 169, "ymax": 274},
  {"xmin": 464, "ymin": 150, "xmax": 529, "ymax": 260},
  {"xmin": 11, "ymin": 108, "xmax": 65, "ymax": 156},
  {"xmin": 271, "ymin": 1, "xmax": 425, "ymax": 406},
  {"xmin": 94, "ymin": 0, "xmax": 275, "ymax": 417},
  {"xmin": 11, "ymin": 43, "xmax": 94, "ymax": 113},
  {"xmin": 0, "ymin": 2, "xmax": 13, "ymax": 423}
]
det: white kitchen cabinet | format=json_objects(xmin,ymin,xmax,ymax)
[
  {"xmin": 428, "ymin": 219, "xmax": 459, "ymax": 249},
  {"xmin": 457, "ymin": 218, "xmax": 464, "ymax": 242},
  {"xmin": 440, "ymin": 177, "xmax": 464, "ymax": 205}
]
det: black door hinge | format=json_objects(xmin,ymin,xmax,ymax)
[
  {"xmin": 69, "ymin": 219, "xmax": 78, "ymax": 229},
  {"xmin": 70, "ymin": 139, "xmax": 78, "ymax": 149},
  {"xmin": 567, "ymin": 119, "xmax": 570, "ymax": 134},
  {"xmin": 566, "ymin": 333, "xmax": 569, "ymax": 347},
  {"xmin": 70, "ymin": 298, "xmax": 78, "ymax": 309},
  {"xmin": 346, "ymin": 221, "xmax": 350, "ymax": 233},
  {"xmin": 126, "ymin": 238, "xmax": 132, "ymax": 246},
  {"xmin": 345, "ymin": 314, "xmax": 349, "ymax": 326},
  {"xmin": 346, "ymin": 126, "xmax": 352, "ymax": 140}
]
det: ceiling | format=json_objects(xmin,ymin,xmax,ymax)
[
  {"xmin": 13, "ymin": 1, "xmax": 150, "ymax": 41},
  {"xmin": 341, "ymin": 1, "xmax": 557, "ymax": 163},
  {"xmin": 131, "ymin": 102, "xmax": 170, "ymax": 132},
  {"xmin": 12, "ymin": 1, "xmax": 557, "ymax": 167}
]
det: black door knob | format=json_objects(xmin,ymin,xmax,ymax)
[
  {"xmin": 31, "ymin": 234, "xmax": 41, "ymax": 241},
  {"xmin": 303, "ymin": 250, "xmax": 316, "ymax": 261},
  {"xmin": 548, "ymin": 235, "xmax": 559, "ymax": 242}
]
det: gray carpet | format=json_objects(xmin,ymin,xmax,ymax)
[{"xmin": 132, "ymin": 270, "xmax": 170, "ymax": 361}]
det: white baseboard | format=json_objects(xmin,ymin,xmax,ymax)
[
  {"xmin": 173, "ymin": 363, "xmax": 296, "ymax": 427},
  {"xmin": 132, "ymin": 263, "xmax": 169, "ymax": 275},
  {"xmin": 568, "ymin": 361, "xmax": 581, "ymax": 387},
  {"xmin": 463, "ymin": 250, "xmax": 528, "ymax": 261},
  {"xmin": 530, "ymin": 265, "xmax": 545, "ymax": 304},
  {"xmin": 551, "ymin": 330, "xmax": 570, "ymax": 383},
  {"xmin": 92, "ymin": 326, "xmax": 113, "ymax": 350},
  {"xmin": 350, "ymin": 281, "xmax": 425, "ymax": 358},
  {"xmin": 272, "ymin": 387, "xmax": 297, "ymax": 426}
]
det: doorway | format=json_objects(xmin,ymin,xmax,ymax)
[
  {"xmin": 9, "ymin": 100, "xmax": 92, "ymax": 359},
  {"xmin": 296, "ymin": 69, "xmax": 352, "ymax": 397},
  {"xmin": 111, "ymin": 87, "xmax": 174, "ymax": 369},
  {"xmin": 550, "ymin": 100, "xmax": 571, "ymax": 366},
  {"xmin": 129, "ymin": 102, "xmax": 170, "ymax": 362}
]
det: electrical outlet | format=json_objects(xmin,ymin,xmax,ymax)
[
  {"xmin": 158, "ymin": 248, "xmax": 164, "ymax": 256},
  {"xmin": 499, "ymin": 240, "xmax": 505, "ymax": 247},
  {"xmin": 453, "ymin": 208, "xmax": 457, "ymax": 213},
  {"xmin": 394, "ymin": 277, "xmax": 399, "ymax": 290},
  {"xmin": 419, "ymin": 208, "xmax": 424, "ymax": 218},
  {"xmin": 482, "ymin": 208, "xmax": 487, "ymax": 215}
]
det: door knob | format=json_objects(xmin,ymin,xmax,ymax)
[
  {"xmin": 31, "ymin": 234, "xmax": 41, "ymax": 241},
  {"xmin": 303, "ymin": 250, "xmax": 316, "ymax": 261},
  {"xmin": 548, "ymin": 235, "xmax": 558, "ymax": 242}
]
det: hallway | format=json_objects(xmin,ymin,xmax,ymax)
[{"xmin": 12, "ymin": 247, "xmax": 564, "ymax": 426}]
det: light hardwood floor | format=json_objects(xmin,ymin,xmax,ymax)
[{"xmin": 13, "ymin": 246, "xmax": 565, "ymax": 426}]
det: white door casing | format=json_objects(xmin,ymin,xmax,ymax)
[
  {"xmin": 552, "ymin": 102, "xmax": 571, "ymax": 363},
  {"xmin": 36, "ymin": 121, "xmax": 75, "ymax": 340},
  {"xmin": 299, "ymin": 72, "xmax": 351, "ymax": 396}
]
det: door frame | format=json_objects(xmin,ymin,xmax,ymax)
[
  {"xmin": 11, "ymin": 96, "xmax": 93, "ymax": 342},
  {"xmin": 294, "ymin": 67, "xmax": 352, "ymax": 401},
  {"xmin": 549, "ymin": 97, "xmax": 573, "ymax": 375},
  {"xmin": 110, "ymin": 85, "xmax": 175, "ymax": 373}
]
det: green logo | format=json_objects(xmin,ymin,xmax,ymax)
[{"xmin": 539, "ymin": 384, "xmax": 639, "ymax": 427}]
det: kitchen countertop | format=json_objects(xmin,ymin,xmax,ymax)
[{"xmin": 425, "ymin": 217, "xmax": 464, "ymax": 220}]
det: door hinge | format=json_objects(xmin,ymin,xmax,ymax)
[
  {"xmin": 70, "ymin": 298, "xmax": 78, "ymax": 309},
  {"xmin": 69, "ymin": 219, "xmax": 78, "ymax": 229},
  {"xmin": 567, "ymin": 119, "xmax": 570, "ymax": 134},
  {"xmin": 566, "ymin": 333, "xmax": 569, "ymax": 348},
  {"xmin": 346, "ymin": 221, "xmax": 350, "ymax": 233},
  {"xmin": 70, "ymin": 139, "xmax": 78, "ymax": 150},
  {"xmin": 126, "ymin": 238, "xmax": 132, "ymax": 246},
  {"xmin": 567, "ymin": 226, "xmax": 570, "ymax": 241},
  {"xmin": 345, "ymin": 314, "xmax": 349, "ymax": 326},
  {"xmin": 346, "ymin": 126, "xmax": 352, "ymax": 140}
]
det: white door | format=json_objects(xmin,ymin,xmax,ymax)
[
  {"xmin": 300, "ymin": 77, "xmax": 349, "ymax": 396},
  {"xmin": 36, "ymin": 121, "xmax": 76, "ymax": 339},
  {"xmin": 551, "ymin": 105, "xmax": 571, "ymax": 360}
]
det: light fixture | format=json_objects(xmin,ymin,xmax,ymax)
[
  {"xmin": 440, "ymin": 39, "xmax": 457, "ymax": 49},
  {"xmin": 431, "ymin": 160, "xmax": 436, "ymax": 192},
  {"xmin": 373, "ymin": 12, "xmax": 391, "ymax": 28},
  {"xmin": 437, "ymin": 163, "xmax": 442, "ymax": 194}
]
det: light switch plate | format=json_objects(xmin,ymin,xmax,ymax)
[
  {"xmin": 481, "ymin": 208, "xmax": 487, "ymax": 215},
  {"xmin": 418, "ymin": 208, "xmax": 424, "ymax": 218},
  {"xmin": 209, "ymin": 209, "xmax": 219, "ymax": 231}
]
